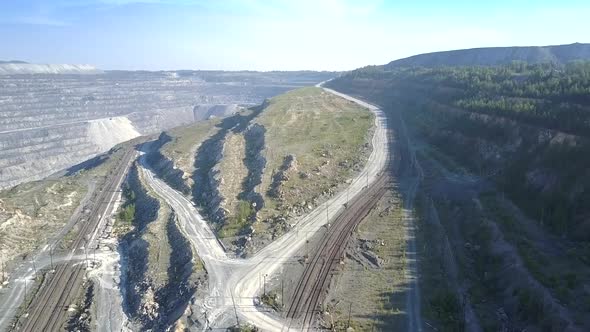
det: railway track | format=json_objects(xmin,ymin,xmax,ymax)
[
  {"xmin": 285, "ymin": 173, "xmax": 391, "ymax": 330},
  {"xmin": 17, "ymin": 148, "xmax": 136, "ymax": 332}
]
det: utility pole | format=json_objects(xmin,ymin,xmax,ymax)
[
  {"xmin": 346, "ymin": 186, "xmax": 350, "ymax": 206},
  {"xmin": 281, "ymin": 278, "xmax": 284, "ymax": 311},
  {"xmin": 347, "ymin": 302, "xmax": 353, "ymax": 329},
  {"xmin": 305, "ymin": 233, "xmax": 309, "ymax": 261},
  {"xmin": 85, "ymin": 246, "xmax": 89, "ymax": 268},
  {"xmin": 366, "ymin": 169, "xmax": 369, "ymax": 188},
  {"xmin": 231, "ymin": 290, "xmax": 240, "ymax": 328},
  {"xmin": 24, "ymin": 278, "xmax": 27, "ymax": 303},
  {"xmin": 32, "ymin": 260, "xmax": 37, "ymax": 276},
  {"xmin": 326, "ymin": 201, "xmax": 329, "ymax": 226},
  {"xmin": 263, "ymin": 274, "xmax": 267, "ymax": 296},
  {"xmin": 49, "ymin": 247, "xmax": 54, "ymax": 271}
]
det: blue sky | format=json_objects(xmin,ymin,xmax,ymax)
[{"xmin": 0, "ymin": 0, "xmax": 588, "ymax": 70}]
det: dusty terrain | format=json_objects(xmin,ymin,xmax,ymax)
[
  {"xmin": 216, "ymin": 132, "xmax": 250, "ymax": 237},
  {"xmin": 0, "ymin": 179, "xmax": 86, "ymax": 278},
  {"xmin": 0, "ymin": 142, "xmax": 137, "ymax": 286}
]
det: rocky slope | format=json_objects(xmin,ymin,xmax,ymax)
[
  {"xmin": 0, "ymin": 176, "xmax": 86, "ymax": 279},
  {"xmin": 192, "ymin": 111, "xmax": 262, "ymax": 229},
  {"xmin": 252, "ymin": 88, "xmax": 375, "ymax": 236},
  {"xmin": 149, "ymin": 88, "xmax": 374, "ymax": 255},
  {"xmin": 146, "ymin": 142, "xmax": 192, "ymax": 195},
  {"xmin": 240, "ymin": 123, "xmax": 267, "ymax": 209},
  {"xmin": 119, "ymin": 164, "xmax": 205, "ymax": 331},
  {"xmin": 150, "ymin": 120, "xmax": 222, "ymax": 195}
]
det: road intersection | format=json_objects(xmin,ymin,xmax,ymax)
[{"xmin": 138, "ymin": 87, "xmax": 389, "ymax": 331}]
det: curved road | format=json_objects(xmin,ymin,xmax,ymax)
[
  {"xmin": 137, "ymin": 86, "xmax": 390, "ymax": 331},
  {"xmin": 1, "ymin": 87, "xmax": 408, "ymax": 332}
]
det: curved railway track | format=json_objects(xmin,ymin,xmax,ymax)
[
  {"xmin": 286, "ymin": 133, "xmax": 393, "ymax": 330},
  {"xmin": 18, "ymin": 148, "xmax": 136, "ymax": 332}
]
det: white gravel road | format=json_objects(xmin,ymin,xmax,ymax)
[
  {"xmin": 137, "ymin": 86, "xmax": 390, "ymax": 331},
  {"xmin": 0, "ymin": 87, "xmax": 397, "ymax": 332}
]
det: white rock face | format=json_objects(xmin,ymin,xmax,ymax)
[
  {"xmin": 0, "ymin": 63, "xmax": 102, "ymax": 75},
  {"xmin": 87, "ymin": 116, "xmax": 141, "ymax": 153},
  {"xmin": 0, "ymin": 122, "xmax": 100, "ymax": 188}
]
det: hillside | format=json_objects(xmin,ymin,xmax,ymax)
[
  {"xmin": 0, "ymin": 70, "xmax": 333, "ymax": 189},
  {"xmin": 326, "ymin": 60, "xmax": 590, "ymax": 331},
  {"xmin": 383, "ymin": 42, "xmax": 590, "ymax": 68},
  {"xmin": 148, "ymin": 87, "xmax": 375, "ymax": 255},
  {"xmin": 253, "ymin": 88, "xmax": 374, "ymax": 225}
]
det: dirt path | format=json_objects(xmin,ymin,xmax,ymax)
[{"xmin": 138, "ymin": 86, "xmax": 390, "ymax": 331}]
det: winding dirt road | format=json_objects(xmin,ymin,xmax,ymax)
[
  {"xmin": 137, "ymin": 86, "xmax": 390, "ymax": 331},
  {"xmin": 1, "ymin": 86, "xmax": 419, "ymax": 332}
]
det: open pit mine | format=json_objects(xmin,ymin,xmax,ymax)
[{"xmin": 0, "ymin": 68, "xmax": 333, "ymax": 189}]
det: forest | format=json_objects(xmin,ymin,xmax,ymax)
[
  {"xmin": 346, "ymin": 61, "xmax": 590, "ymax": 136},
  {"xmin": 329, "ymin": 61, "xmax": 590, "ymax": 241}
]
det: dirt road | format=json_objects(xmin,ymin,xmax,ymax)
[{"xmin": 138, "ymin": 86, "xmax": 390, "ymax": 331}]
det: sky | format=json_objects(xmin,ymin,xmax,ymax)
[{"xmin": 0, "ymin": 0, "xmax": 588, "ymax": 71}]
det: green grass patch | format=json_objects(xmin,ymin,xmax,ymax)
[
  {"xmin": 161, "ymin": 118, "xmax": 221, "ymax": 161},
  {"xmin": 219, "ymin": 200, "xmax": 254, "ymax": 238},
  {"xmin": 255, "ymin": 87, "xmax": 374, "ymax": 218}
]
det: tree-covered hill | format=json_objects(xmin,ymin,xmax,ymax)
[
  {"xmin": 327, "ymin": 61, "xmax": 590, "ymax": 240},
  {"xmin": 327, "ymin": 59, "xmax": 590, "ymax": 332}
]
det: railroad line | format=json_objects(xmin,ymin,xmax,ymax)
[
  {"xmin": 17, "ymin": 148, "xmax": 136, "ymax": 331},
  {"xmin": 286, "ymin": 174, "xmax": 390, "ymax": 330}
]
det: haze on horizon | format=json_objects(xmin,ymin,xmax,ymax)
[{"xmin": 1, "ymin": 0, "xmax": 589, "ymax": 71}]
